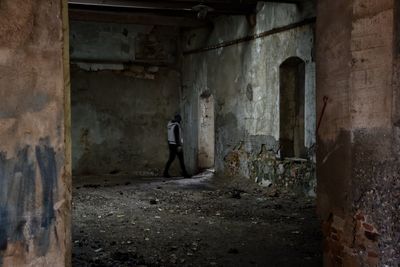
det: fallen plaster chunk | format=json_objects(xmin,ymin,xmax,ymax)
[
  {"xmin": 259, "ymin": 179, "xmax": 273, "ymax": 187},
  {"xmin": 76, "ymin": 62, "xmax": 124, "ymax": 71}
]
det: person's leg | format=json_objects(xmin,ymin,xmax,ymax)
[
  {"xmin": 163, "ymin": 144, "xmax": 177, "ymax": 177},
  {"xmin": 177, "ymin": 149, "xmax": 191, "ymax": 178}
]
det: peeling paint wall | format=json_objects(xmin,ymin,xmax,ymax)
[
  {"xmin": 70, "ymin": 21, "xmax": 178, "ymax": 65},
  {"xmin": 0, "ymin": 0, "xmax": 70, "ymax": 266},
  {"xmin": 181, "ymin": 2, "xmax": 316, "ymax": 194},
  {"xmin": 317, "ymin": 0, "xmax": 400, "ymax": 265},
  {"xmin": 70, "ymin": 21, "xmax": 181, "ymax": 176},
  {"xmin": 198, "ymin": 94, "xmax": 215, "ymax": 169}
]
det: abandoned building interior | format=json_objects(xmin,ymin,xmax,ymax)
[{"xmin": 0, "ymin": 0, "xmax": 399, "ymax": 266}]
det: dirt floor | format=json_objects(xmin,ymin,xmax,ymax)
[{"xmin": 72, "ymin": 171, "xmax": 322, "ymax": 267}]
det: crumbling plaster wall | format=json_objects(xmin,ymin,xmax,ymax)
[
  {"xmin": 317, "ymin": 0, "xmax": 400, "ymax": 265},
  {"xmin": 0, "ymin": 0, "xmax": 71, "ymax": 266},
  {"xmin": 181, "ymin": 2, "xmax": 316, "ymax": 195},
  {"xmin": 198, "ymin": 94, "xmax": 215, "ymax": 169},
  {"xmin": 70, "ymin": 21, "xmax": 181, "ymax": 176}
]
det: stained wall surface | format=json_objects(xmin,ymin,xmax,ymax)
[
  {"xmin": 70, "ymin": 21, "xmax": 181, "ymax": 176},
  {"xmin": 317, "ymin": 0, "xmax": 400, "ymax": 265},
  {"xmin": 198, "ymin": 94, "xmax": 215, "ymax": 169},
  {"xmin": 0, "ymin": 0, "xmax": 71, "ymax": 266},
  {"xmin": 181, "ymin": 2, "xmax": 316, "ymax": 195}
]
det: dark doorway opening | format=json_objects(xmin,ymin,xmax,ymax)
[{"xmin": 279, "ymin": 57, "xmax": 306, "ymax": 159}]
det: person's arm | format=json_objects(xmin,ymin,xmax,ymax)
[{"xmin": 174, "ymin": 125, "xmax": 181, "ymax": 146}]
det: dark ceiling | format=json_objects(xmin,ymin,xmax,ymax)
[
  {"xmin": 69, "ymin": 0, "xmax": 254, "ymax": 15},
  {"xmin": 68, "ymin": 0, "xmax": 309, "ymax": 27}
]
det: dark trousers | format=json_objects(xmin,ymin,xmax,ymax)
[{"xmin": 164, "ymin": 144, "xmax": 188, "ymax": 175}]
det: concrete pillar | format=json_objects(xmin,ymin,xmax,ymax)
[
  {"xmin": 0, "ymin": 0, "xmax": 71, "ymax": 266},
  {"xmin": 316, "ymin": 0, "xmax": 399, "ymax": 265}
]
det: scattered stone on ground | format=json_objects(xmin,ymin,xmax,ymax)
[{"xmin": 72, "ymin": 173, "xmax": 322, "ymax": 267}]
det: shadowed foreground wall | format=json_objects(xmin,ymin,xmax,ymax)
[
  {"xmin": 0, "ymin": 0, "xmax": 71, "ymax": 266},
  {"xmin": 316, "ymin": 0, "xmax": 400, "ymax": 265}
]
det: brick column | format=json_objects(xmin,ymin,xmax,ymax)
[
  {"xmin": 316, "ymin": 0, "xmax": 399, "ymax": 266},
  {"xmin": 0, "ymin": 0, "xmax": 71, "ymax": 266}
]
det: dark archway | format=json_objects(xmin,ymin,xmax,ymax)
[{"xmin": 279, "ymin": 57, "xmax": 306, "ymax": 159}]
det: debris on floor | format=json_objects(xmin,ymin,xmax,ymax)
[{"xmin": 72, "ymin": 173, "xmax": 322, "ymax": 267}]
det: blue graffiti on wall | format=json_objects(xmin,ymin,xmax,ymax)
[{"xmin": 0, "ymin": 137, "xmax": 59, "ymax": 265}]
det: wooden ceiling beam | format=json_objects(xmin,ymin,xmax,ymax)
[
  {"xmin": 69, "ymin": 9, "xmax": 211, "ymax": 27},
  {"xmin": 68, "ymin": 0, "xmax": 258, "ymax": 15}
]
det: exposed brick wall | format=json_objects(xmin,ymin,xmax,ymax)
[
  {"xmin": 224, "ymin": 144, "xmax": 316, "ymax": 196},
  {"xmin": 323, "ymin": 212, "xmax": 380, "ymax": 266}
]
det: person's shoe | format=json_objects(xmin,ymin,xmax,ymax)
[
  {"xmin": 183, "ymin": 173, "xmax": 192, "ymax": 178},
  {"xmin": 163, "ymin": 173, "xmax": 171, "ymax": 178}
]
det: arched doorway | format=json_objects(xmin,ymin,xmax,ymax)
[{"xmin": 279, "ymin": 57, "xmax": 306, "ymax": 159}]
